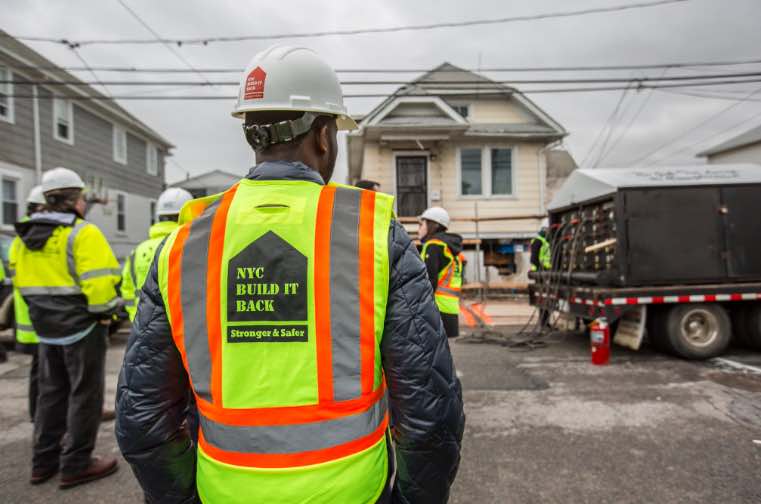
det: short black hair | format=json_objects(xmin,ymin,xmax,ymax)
[{"xmin": 355, "ymin": 180, "xmax": 380, "ymax": 190}]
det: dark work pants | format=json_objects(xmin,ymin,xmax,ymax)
[
  {"xmin": 16, "ymin": 342, "xmax": 39, "ymax": 421},
  {"xmin": 32, "ymin": 324, "xmax": 106, "ymax": 474},
  {"xmin": 441, "ymin": 312, "xmax": 460, "ymax": 338}
]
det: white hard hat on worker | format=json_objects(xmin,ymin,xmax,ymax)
[
  {"xmin": 420, "ymin": 207, "xmax": 451, "ymax": 229},
  {"xmin": 156, "ymin": 187, "xmax": 193, "ymax": 217},
  {"xmin": 232, "ymin": 45, "xmax": 357, "ymax": 130},
  {"xmin": 41, "ymin": 167, "xmax": 85, "ymax": 194},
  {"xmin": 26, "ymin": 185, "xmax": 46, "ymax": 205}
]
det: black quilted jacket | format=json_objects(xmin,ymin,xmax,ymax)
[{"xmin": 115, "ymin": 162, "xmax": 465, "ymax": 503}]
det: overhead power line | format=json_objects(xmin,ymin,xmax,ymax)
[
  {"xmin": 6, "ymin": 71, "xmax": 761, "ymax": 87},
  {"xmin": 5, "ymin": 0, "xmax": 691, "ymax": 47},
  {"xmin": 8, "ymin": 77, "xmax": 761, "ymax": 101},
  {"xmin": 7, "ymin": 57, "xmax": 761, "ymax": 74}
]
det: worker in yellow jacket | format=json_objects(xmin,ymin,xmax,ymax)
[
  {"xmin": 9, "ymin": 185, "xmax": 46, "ymax": 421},
  {"xmin": 121, "ymin": 187, "xmax": 193, "ymax": 321},
  {"xmin": 12, "ymin": 167, "xmax": 121, "ymax": 488}
]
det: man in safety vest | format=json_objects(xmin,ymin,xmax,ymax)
[
  {"xmin": 116, "ymin": 46, "xmax": 465, "ymax": 504},
  {"xmin": 530, "ymin": 225, "xmax": 552, "ymax": 272},
  {"xmin": 13, "ymin": 167, "xmax": 121, "ymax": 488},
  {"xmin": 419, "ymin": 207, "xmax": 465, "ymax": 339},
  {"xmin": 121, "ymin": 187, "xmax": 193, "ymax": 321},
  {"xmin": 9, "ymin": 185, "xmax": 46, "ymax": 421}
]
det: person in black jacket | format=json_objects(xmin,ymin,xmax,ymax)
[{"xmin": 116, "ymin": 48, "xmax": 465, "ymax": 504}]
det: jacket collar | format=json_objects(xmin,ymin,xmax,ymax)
[
  {"xmin": 148, "ymin": 220, "xmax": 178, "ymax": 239},
  {"xmin": 247, "ymin": 161, "xmax": 325, "ymax": 185}
]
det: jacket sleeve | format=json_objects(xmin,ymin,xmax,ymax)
[
  {"xmin": 382, "ymin": 221, "xmax": 465, "ymax": 504},
  {"xmin": 121, "ymin": 251, "xmax": 137, "ymax": 321},
  {"xmin": 115, "ymin": 244, "xmax": 198, "ymax": 504},
  {"xmin": 74, "ymin": 223, "xmax": 121, "ymax": 315}
]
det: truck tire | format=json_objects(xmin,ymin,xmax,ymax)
[
  {"xmin": 741, "ymin": 304, "xmax": 761, "ymax": 350},
  {"xmin": 730, "ymin": 305, "xmax": 751, "ymax": 347},
  {"xmin": 665, "ymin": 304, "xmax": 731, "ymax": 360}
]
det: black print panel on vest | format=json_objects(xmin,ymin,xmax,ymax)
[{"xmin": 227, "ymin": 231, "xmax": 308, "ymax": 323}]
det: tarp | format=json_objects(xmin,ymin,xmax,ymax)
[{"xmin": 548, "ymin": 164, "xmax": 761, "ymax": 211}]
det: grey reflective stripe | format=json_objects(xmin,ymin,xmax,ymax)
[
  {"xmin": 129, "ymin": 251, "xmax": 137, "ymax": 288},
  {"xmin": 329, "ymin": 187, "xmax": 363, "ymax": 401},
  {"xmin": 124, "ymin": 298, "xmax": 137, "ymax": 307},
  {"xmin": 66, "ymin": 221, "xmax": 88, "ymax": 283},
  {"xmin": 16, "ymin": 324, "xmax": 35, "ymax": 332},
  {"xmin": 79, "ymin": 268, "xmax": 121, "ymax": 280},
  {"xmin": 88, "ymin": 297, "xmax": 119, "ymax": 313},
  {"xmin": 437, "ymin": 286, "xmax": 461, "ymax": 296},
  {"xmin": 179, "ymin": 201, "xmax": 221, "ymax": 402},
  {"xmin": 19, "ymin": 286, "xmax": 82, "ymax": 295},
  {"xmin": 201, "ymin": 393, "xmax": 387, "ymax": 455}
]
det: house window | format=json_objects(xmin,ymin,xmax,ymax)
[
  {"xmin": 451, "ymin": 104, "xmax": 469, "ymax": 119},
  {"xmin": 491, "ymin": 148, "xmax": 513, "ymax": 195},
  {"xmin": 116, "ymin": 193, "xmax": 126, "ymax": 232},
  {"xmin": 146, "ymin": 144, "xmax": 158, "ymax": 176},
  {"xmin": 0, "ymin": 66, "xmax": 14, "ymax": 123},
  {"xmin": 149, "ymin": 200, "xmax": 156, "ymax": 225},
  {"xmin": 53, "ymin": 97, "xmax": 74, "ymax": 144},
  {"xmin": 113, "ymin": 125, "xmax": 127, "ymax": 164},
  {"xmin": 460, "ymin": 148, "xmax": 483, "ymax": 195},
  {"xmin": 2, "ymin": 178, "xmax": 18, "ymax": 225},
  {"xmin": 459, "ymin": 147, "xmax": 515, "ymax": 197}
]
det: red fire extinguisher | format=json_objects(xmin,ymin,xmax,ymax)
[{"xmin": 590, "ymin": 318, "xmax": 610, "ymax": 365}]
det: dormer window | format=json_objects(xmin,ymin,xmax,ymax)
[{"xmin": 451, "ymin": 104, "xmax": 470, "ymax": 119}]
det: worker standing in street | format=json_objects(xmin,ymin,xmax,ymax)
[
  {"xmin": 12, "ymin": 167, "xmax": 121, "ymax": 488},
  {"xmin": 116, "ymin": 46, "xmax": 464, "ymax": 504},
  {"xmin": 419, "ymin": 207, "xmax": 466, "ymax": 339},
  {"xmin": 121, "ymin": 187, "xmax": 193, "ymax": 321},
  {"xmin": 530, "ymin": 221, "xmax": 553, "ymax": 326},
  {"xmin": 9, "ymin": 185, "xmax": 46, "ymax": 421}
]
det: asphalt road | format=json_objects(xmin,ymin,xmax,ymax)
[{"xmin": 1, "ymin": 326, "xmax": 760, "ymax": 503}]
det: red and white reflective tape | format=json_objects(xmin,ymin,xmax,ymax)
[{"xmin": 565, "ymin": 292, "xmax": 761, "ymax": 307}]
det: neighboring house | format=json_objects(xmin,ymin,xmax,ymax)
[
  {"xmin": 697, "ymin": 123, "xmax": 761, "ymax": 165},
  {"xmin": 0, "ymin": 31, "xmax": 173, "ymax": 259},
  {"xmin": 347, "ymin": 63, "xmax": 569, "ymax": 284},
  {"xmin": 170, "ymin": 169, "xmax": 243, "ymax": 198}
]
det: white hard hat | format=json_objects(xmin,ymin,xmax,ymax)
[
  {"xmin": 420, "ymin": 207, "xmax": 450, "ymax": 228},
  {"xmin": 156, "ymin": 187, "xmax": 194, "ymax": 217},
  {"xmin": 42, "ymin": 167, "xmax": 85, "ymax": 193},
  {"xmin": 232, "ymin": 45, "xmax": 357, "ymax": 131},
  {"xmin": 26, "ymin": 185, "xmax": 46, "ymax": 205}
]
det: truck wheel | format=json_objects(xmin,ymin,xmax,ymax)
[
  {"xmin": 665, "ymin": 304, "xmax": 731, "ymax": 360},
  {"xmin": 741, "ymin": 304, "xmax": 761, "ymax": 350},
  {"xmin": 730, "ymin": 305, "xmax": 751, "ymax": 347}
]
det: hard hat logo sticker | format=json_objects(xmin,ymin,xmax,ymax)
[{"xmin": 244, "ymin": 66, "xmax": 267, "ymax": 100}]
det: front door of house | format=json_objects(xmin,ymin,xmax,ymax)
[{"xmin": 395, "ymin": 156, "xmax": 427, "ymax": 217}]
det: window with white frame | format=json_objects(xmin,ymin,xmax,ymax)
[
  {"xmin": 0, "ymin": 66, "xmax": 14, "ymax": 123},
  {"xmin": 146, "ymin": 144, "xmax": 158, "ymax": 176},
  {"xmin": 451, "ymin": 104, "xmax": 470, "ymax": 119},
  {"xmin": 113, "ymin": 124, "xmax": 127, "ymax": 164},
  {"xmin": 53, "ymin": 97, "xmax": 74, "ymax": 143},
  {"xmin": 2, "ymin": 177, "xmax": 18, "ymax": 225},
  {"xmin": 116, "ymin": 193, "xmax": 126, "ymax": 232},
  {"xmin": 459, "ymin": 147, "xmax": 514, "ymax": 197}
]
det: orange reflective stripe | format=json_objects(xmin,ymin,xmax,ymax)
[
  {"xmin": 358, "ymin": 190, "xmax": 376, "ymax": 395},
  {"xmin": 314, "ymin": 186, "xmax": 336, "ymax": 403},
  {"xmin": 207, "ymin": 184, "xmax": 239, "ymax": 405},
  {"xmin": 197, "ymin": 382, "xmax": 386, "ymax": 426},
  {"xmin": 198, "ymin": 412, "xmax": 388, "ymax": 469},
  {"xmin": 168, "ymin": 224, "xmax": 192, "ymax": 377}
]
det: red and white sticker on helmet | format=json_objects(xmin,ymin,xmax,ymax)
[{"xmin": 244, "ymin": 66, "xmax": 267, "ymax": 100}]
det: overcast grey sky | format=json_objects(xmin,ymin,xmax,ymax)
[{"xmin": 4, "ymin": 0, "xmax": 761, "ymax": 183}]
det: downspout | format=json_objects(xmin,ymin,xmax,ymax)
[{"xmin": 32, "ymin": 84, "xmax": 42, "ymax": 183}]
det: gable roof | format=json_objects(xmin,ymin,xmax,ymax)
[
  {"xmin": 697, "ymin": 123, "xmax": 761, "ymax": 157},
  {"xmin": 358, "ymin": 62, "xmax": 566, "ymax": 136},
  {"xmin": 0, "ymin": 30, "xmax": 173, "ymax": 148}
]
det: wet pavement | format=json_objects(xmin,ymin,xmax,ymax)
[{"xmin": 0, "ymin": 301, "xmax": 760, "ymax": 503}]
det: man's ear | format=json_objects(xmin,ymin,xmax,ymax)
[{"xmin": 315, "ymin": 124, "xmax": 330, "ymax": 154}]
